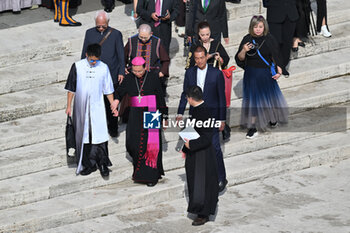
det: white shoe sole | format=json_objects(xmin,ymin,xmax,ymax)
[{"xmin": 246, "ymin": 131, "xmax": 258, "ymax": 139}]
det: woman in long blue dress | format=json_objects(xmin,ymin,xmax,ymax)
[{"xmin": 235, "ymin": 15, "xmax": 288, "ymax": 139}]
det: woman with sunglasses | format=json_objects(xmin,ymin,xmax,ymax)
[
  {"xmin": 186, "ymin": 21, "xmax": 230, "ymax": 69},
  {"xmin": 235, "ymin": 15, "xmax": 288, "ymax": 139}
]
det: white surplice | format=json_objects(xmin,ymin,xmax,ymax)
[{"xmin": 69, "ymin": 59, "xmax": 114, "ymax": 174}]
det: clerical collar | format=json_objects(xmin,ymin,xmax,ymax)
[
  {"xmin": 193, "ymin": 101, "xmax": 204, "ymax": 107},
  {"xmin": 134, "ymin": 71, "xmax": 147, "ymax": 79}
]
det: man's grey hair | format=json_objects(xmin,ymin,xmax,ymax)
[
  {"xmin": 95, "ymin": 10, "xmax": 110, "ymax": 22},
  {"xmin": 138, "ymin": 24, "xmax": 152, "ymax": 34}
]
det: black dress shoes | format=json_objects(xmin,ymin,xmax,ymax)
[
  {"xmin": 99, "ymin": 164, "xmax": 110, "ymax": 177},
  {"xmin": 146, "ymin": 181, "xmax": 158, "ymax": 187},
  {"xmin": 192, "ymin": 216, "xmax": 209, "ymax": 226},
  {"xmin": 80, "ymin": 166, "xmax": 97, "ymax": 176},
  {"xmin": 104, "ymin": 8, "xmax": 113, "ymax": 13},
  {"xmin": 282, "ymin": 69, "xmax": 290, "ymax": 78},
  {"xmin": 59, "ymin": 21, "xmax": 82, "ymax": 27},
  {"xmin": 109, "ymin": 130, "xmax": 119, "ymax": 137},
  {"xmin": 219, "ymin": 179, "xmax": 228, "ymax": 192}
]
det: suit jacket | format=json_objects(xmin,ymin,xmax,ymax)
[
  {"xmin": 264, "ymin": 0, "xmax": 299, "ymax": 23},
  {"xmin": 187, "ymin": 0, "xmax": 228, "ymax": 38},
  {"xmin": 177, "ymin": 65, "xmax": 226, "ymax": 121},
  {"xmin": 137, "ymin": 0, "xmax": 178, "ymax": 25},
  {"xmin": 81, "ymin": 27, "xmax": 125, "ymax": 84}
]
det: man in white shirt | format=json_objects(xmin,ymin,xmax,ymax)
[
  {"xmin": 65, "ymin": 43, "xmax": 115, "ymax": 177},
  {"xmin": 177, "ymin": 45, "xmax": 228, "ymax": 193}
]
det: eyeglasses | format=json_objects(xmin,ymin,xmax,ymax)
[
  {"xmin": 96, "ymin": 25, "xmax": 108, "ymax": 29},
  {"xmin": 138, "ymin": 35, "xmax": 150, "ymax": 41}
]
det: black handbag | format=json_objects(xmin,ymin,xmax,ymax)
[
  {"xmin": 65, "ymin": 115, "xmax": 76, "ymax": 157},
  {"xmin": 222, "ymin": 123, "xmax": 231, "ymax": 141}
]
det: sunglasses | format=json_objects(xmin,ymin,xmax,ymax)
[
  {"xmin": 96, "ymin": 25, "xmax": 108, "ymax": 29},
  {"xmin": 252, "ymin": 15, "xmax": 264, "ymax": 19},
  {"xmin": 89, "ymin": 59, "xmax": 100, "ymax": 63}
]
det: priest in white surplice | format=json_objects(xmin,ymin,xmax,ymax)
[{"xmin": 65, "ymin": 43, "xmax": 115, "ymax": 177}]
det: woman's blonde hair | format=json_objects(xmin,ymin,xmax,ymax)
[{"xmin": 248, "ymin": 15, "xmax": 269, "ymax": 36}]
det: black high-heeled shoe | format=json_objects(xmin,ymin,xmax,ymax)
[
  {"xmin": 298, "ymin": 42, "xmax": 306, "ymax": 47},
  {"xmin": 292, "ymin": 47, "xmax": 298, "ymax": 52}
]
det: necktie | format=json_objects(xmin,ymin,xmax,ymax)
[
  {"xmin": 155, "ymin": 0, "xmax": 161, "ymax": 27},
  {"xmin": 203, "ymin": 0, "xmax": 210, "ymax": 12}
]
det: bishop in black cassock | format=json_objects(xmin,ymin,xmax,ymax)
[{"xmin": 112, "ymin": 57, "xmax": 168, "ymax": 187}]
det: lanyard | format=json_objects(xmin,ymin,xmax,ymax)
[{"xmin": 252, "ymin": 39, "xmax": 271, "ymax": 67}]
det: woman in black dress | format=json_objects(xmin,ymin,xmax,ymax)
[
  {"xmin": 186, "ymin": 21, "xmax": 230, "ymax": 69},
  {"xmin": 235, "ymin": 15, "xmax": 288, "ymax": 139},
  {"xmin": 293, "ymin": 0, "xmax": 312, "ymax": 51}
]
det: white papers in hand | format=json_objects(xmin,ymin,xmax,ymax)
[{"xmin": 178, "ymin": 126, "xmax": 200, "ymax": 142}]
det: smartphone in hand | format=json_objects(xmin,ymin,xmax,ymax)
[{"xmin": 157, "ymin": 11, "xmax": 169, "ymax": 18}]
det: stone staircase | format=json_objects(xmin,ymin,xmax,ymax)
[{"xmin": 0, "ymin": 0, "xmax": 349, "ymax": 232}]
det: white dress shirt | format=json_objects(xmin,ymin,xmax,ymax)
[{"xmin": 196, "ymin": 64, "xmax": 208, "ymax": 92}]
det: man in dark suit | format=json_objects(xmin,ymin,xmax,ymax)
[
  {"xmin": 177, "ymin": 45, "xmax": 228, "ymax": 192},
  {"xmin": 81, "ymin": 10, "xmax": 125, "ymax": 137},
  {"xmin": 186, "ymin": 0, "xmax": 229, "ymax": 44},
  {"xmin": 263, "ymin": 0, "xmax": 299, "ymax": 76},
  {"xmin": 137, "ymin": 0, "xmax": 179, "ymax": 54}
]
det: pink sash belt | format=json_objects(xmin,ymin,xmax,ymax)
[{"xmin": 130, "ymin": 95, "xmax": 159, "ymax": 169}]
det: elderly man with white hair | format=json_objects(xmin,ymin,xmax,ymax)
[
  {"xmin": 124, "ymin": 24, "xmax": 170, "ymax": 96},
  {"xmin": 81, "ymin": 10, "xmax": 125, "ymax": 137}
]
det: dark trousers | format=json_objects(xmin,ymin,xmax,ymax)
[
  {"xmin": 176, "ymin": 0, "xmax": 186, "ymax": 27},
  {"xmin": 316, "ymin": 0, "xmax": 327, "ymax": 32},
  {"xmin": 82, "ymin": 130, "xmax": 112, "ymax": 168},
  {"xmin": 82, "ymin": 142, "xmax": 110, "ymax": 168},
  {"xmin": 212, "ymin": 128, "xmax": 226, "ymax": 182},
  {"xmin": 160, "ymin": 76, "xmax": 168, "ymax": 97},
  {"xmin": 152, "ymin": 23, "xmax": 172, "ymax": 55},
  {"xmin": 269, "ymin": 17, "xmax": 296, "ymax": 70},
  {"xmin": 104, "ymin": 84, "xmax": 118, "ymax": 135},
  {"xmin": 103, "ymin": 0, "xmax": 115, "ymax": 8}
]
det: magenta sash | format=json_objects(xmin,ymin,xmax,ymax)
[{"xmin": 130, "ymin": 95, "xmax": 159, "ymax": 169}]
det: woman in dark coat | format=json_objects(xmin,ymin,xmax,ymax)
[
  {"xmin": 235, "ymin": 15, "xmax": 288, "ymax": 139},
  {"xmin": 186, "ymin": 21, "xmax": 230, "ymax": 69}
]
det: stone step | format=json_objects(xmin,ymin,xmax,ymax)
[
  {"xmin": 168, "ymin": 43, "xmax": 350, "ymax": 97},
  {"xmin": 0, "ymin": 99, "xmax": 348, "ymax": 180},
  {"xmin": 0, "ymin": 54, "xmax": 77, "ymax": 95},
  {"xmin": 37, "ymin": 157, "xmax": 350, "ymax": 233},
  {"xmin": 1, "ymin": 0, "xmax": 350, "ymax": 68},
  {"xmin": 0, "ymin": 101, "xmax": 348, "ymax": 210},
  {"xmin": 3, "ymin": 19, "xmax": 350, "ymax": 96},
  {"xmin": 169, "ymin": 20, "xmax": 350, "ymax": 78},
  {"xmin": 1, "ymin": 68, "xmax": 349, "ymax": 155},
  {"xmin": 0, "ymin": 0, "xmax": 262, "ymax": 68},
  {"xmin": 0, "ymin": 82, "xmax": 66, "ymax": 122},
  {"xmin": 2, "ymin": 45, "xmax": 350, "ymax": 123},
  {"xmin": 0, "ymin": 129, "xmax": 349, "ymax": 233},
  {"xmin": 0, "ymin": 100, "xmax": 348, "ymax": 182}
]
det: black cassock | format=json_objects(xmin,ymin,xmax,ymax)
[
  {"xmin": 182, "ymin": 102, "xmax": 219, "ymax": 216},
  {"xmin": 115, "ymin": 71, "xmax": 167, "ymax": 183}
]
